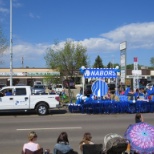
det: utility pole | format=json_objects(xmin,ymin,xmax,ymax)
[
  {"xmin": 21, "ymin": 57, "xmax": 24, "ymax": 68},
  {"xmin": 10, "ymin": 0, "xmax": 13, "ymax": 86}
]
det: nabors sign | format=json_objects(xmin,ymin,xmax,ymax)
[{"xmin": 84, "ymin": 68, "xmax": 117, "ymax": 78}]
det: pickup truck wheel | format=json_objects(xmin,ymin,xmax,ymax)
[{"xmin": 36, "ymin": 104, "xmax": 48, "ymax": 115}]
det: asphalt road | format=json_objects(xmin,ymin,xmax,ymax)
[{"xmin": 0, "ymin": 111, "xmax": 154, "ymax": 154}]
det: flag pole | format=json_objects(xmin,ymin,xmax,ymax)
[{"xmin": 10, "ymin": 0, "xmax": 13, "ymax": 86}]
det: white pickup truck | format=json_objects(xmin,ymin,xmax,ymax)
[{"xmin": 0, "ymin": 86, "xmax": 60, "ymax": 115}]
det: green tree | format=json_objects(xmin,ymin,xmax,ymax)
[
  {"xmin": 107, "ymin": 62, "xmax": 113, "ymax": 68},
  {"xmin": 93, "ymin": 55, "xmax": 104, "ymax": 68},
  {"xmin": 44, "ymin": 41, "xmax": 89, "ymax": 100},
  {"xmin": 126, "ymin": 64, "xmax": 143, "ymax": 69},
  {"xmin": 150, "ymin": 57, "xmax": 154, "ymax": 67},
  {"xmin": 43, "ymin": 74, "xmax": 60, "ymax": 87},
  {"xmin": 0, "ymin": 26, "xmax": 8, "ymax": 64},
  {"xmin": 126, "ymin": 64, "xmax": 134, "ymax": 69}
]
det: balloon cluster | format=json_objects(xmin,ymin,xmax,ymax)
[
  {"xmin": 79, "ymin": 66, "xmax": 86, "ymax": 74},
  {"xmin": 147, "ymin": 87, "xmax": 154, "ymax": 96},
  {"xmin": 115, "ymin": 66, "xmax": 120, "ymax": 73},
  {"xmin": 76, "ymin": 93, "xmax": 88, "ymax": 104}
]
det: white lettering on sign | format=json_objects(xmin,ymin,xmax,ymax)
[{"xmin": 84, "ymin": 69, "xmax": 117, "ymax": 78}]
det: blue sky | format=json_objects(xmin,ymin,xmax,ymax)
[{"xmin": 0, "ymin": 0, "xmax": 154, "ymax": 68}]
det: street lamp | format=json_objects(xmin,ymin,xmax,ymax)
[{"xmin": 10, "ymin": 0, "xmax": 13, "ymax": 86}]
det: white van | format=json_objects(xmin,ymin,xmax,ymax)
[
  {"xmin": 55, "ymin": 84, "xmax": 64, "ymax": 95},
  {"xmin": 34, "ymin": 81, "xmax": 42, "ymax": 85}
]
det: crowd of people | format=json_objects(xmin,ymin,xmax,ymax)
[
  {"xmin": 96, "ymin": 86, "xmax": 154, "ymax": 102},
  {"xmin": 22, "ymin": 131, "xmax": 94, "ymax": 154},
  {"xmin": 21, "ymin": 113, "xmax": 145, "ymax": 154}
]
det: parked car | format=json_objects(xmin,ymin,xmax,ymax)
[
  {"xmin": 54, "ymin": 84, "xmax": 64, "ymax": 95},
  {"xmin": 32, "ymin": 85, "xmax": 46, "ymax": 94},
  {"xmin": 33, "ymin": 81, "xmax": 42, "ymax": 85}
]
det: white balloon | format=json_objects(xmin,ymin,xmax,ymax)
[
  {"xmin": 81, "ymin": 66, "xmax": 85, "ymax": 70},
  {"xmin": 76, "ymin": 94, "xmax": 80, "ymax": 97},
  {"xmin": 82, "ymin": 96, "xmax": 87, "ymax": 100}
]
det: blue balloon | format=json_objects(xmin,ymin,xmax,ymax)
[
  {"xmin": 115, "ymin": 68, "xmax": 120, "ymax": 73},
  {"xmin": 79, "ymin": 67, "xmax": 86, "ymax": 74}
]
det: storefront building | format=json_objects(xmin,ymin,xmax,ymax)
[
  {"xmin": 0, "ymin": 68, "xmax": 60, "ymax": 86},
  {"xmin": 0, "ymin": 68, "xmax": 153, "ymax": 87}
]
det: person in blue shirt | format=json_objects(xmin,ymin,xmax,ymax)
[{"xmin": 5, "ymin": 89, "xmax": 12, "ymax": 96}]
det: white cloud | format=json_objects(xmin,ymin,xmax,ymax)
[
  {"xmin": 12, "ymin": 42, "xmax": 49, "ymax": 58},
  {"xmin": 12, "ymin": 0, "xmax": 23, "ymax": 8},
  {"xmin": 78, "ymin": 22, "xmax": 154, "ymax": 53},
  {"xmin": 29, "ymin": 12, "xmax": 40, "ymax": 19},
  {"xmin": 0, "ymin": 7, "xmax": 9, "ymax": 14},
  {"xmin": 0, "ymin": 0, "xmax": 22, "ymax": 14},
  {"xmin": 2, "ymin": 42, "xmax": 49, "ymax": 67},
  {"xmin": 2, "ymin": 22, "xmax": 154, "ymax": 67},
  {"xmin": 101, "ymin": 22, "xmax": 154, "ymax": 49},
  {"xmin": 81, "ymin": 38, "xmax": 119, "ymax": 52}
]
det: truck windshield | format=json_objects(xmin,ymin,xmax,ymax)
[{"xmin": 56, "ymin": 85, "xmax": 62, "ymax": 88}]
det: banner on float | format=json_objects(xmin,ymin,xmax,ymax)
[{"xmin": 84, "ymin": 68, "xmax": 117, "ymax": 78}]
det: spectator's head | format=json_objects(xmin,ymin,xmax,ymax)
[
  {"xmin": 136, "ymin": 89, "xmax": 139, "ymax": 92},
  {"xmin": 28, "ymin": 131, "xmax": 37, "ymax": 141},
  {"xmin": 79, "ymin": 132, "xmax": 93, "ymax": 151},
  {"xmin": 83, "ymin": 132, "xmax": 92, "ymax": 141},
  {"xmin": 57, "ymin": 132, "xmax": 69, "ymax": 144},
  {"xmin": 135, "ymin": 113, "xmax": 142, "ymax": 123}
]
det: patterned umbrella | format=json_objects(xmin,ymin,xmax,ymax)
[{"xmin": 124, "ymin": 122, "xmax": 154, "ymax": 154}]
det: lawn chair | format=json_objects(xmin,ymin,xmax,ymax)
[
  {"xmin": 82, "ymin": 144, "xmax": 103, "ymax": 154},
  {"xmin": 56, "ymin": 149, "xmax": 78, "ymax": 154},
  {"xmin": 22, "ymin": 148, "xmax": 43, "ymax": 154}
]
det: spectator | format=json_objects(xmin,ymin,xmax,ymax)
[
  {"xmin": 135, "ymin": 113, "xmax": 144, "ymax": 123},
  {"xmin": 139, "ymin": 88, "xmax": 145, "ymax": 97},
  {"xmin": 110, "ymin": 91, "xmax": 119, "ymax": 101},
  {"xmin": 79, "ymin": 132, "xmax": 94, "ymax": 152},
  {"xmin": 53, "ymin": 132, "xmax": 72, "ymax": 154},
  {"xmin": 22, "ymin": 131, "xmax": 41, "ymax": 153},
  {"xmin": 134, "ymin": 89, "xmax": 139, "ymax": 100},
  {"xmin": 127, "ymin": 88, "xmax": 135, "ymax": 100},
  {"xmin": 119, "ymin": 89, "xmax": 125, "ymax": 95},
  {"xmin": 104, "ymin": 90, "xmax": 111, "ymax": 99}
]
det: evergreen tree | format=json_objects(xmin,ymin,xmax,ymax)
[
  {"xmin": 107, "ymin": 62, "xmax": 113, "ymax": 68},
  {"xmin": 150, "ymin": 57, "xmax": 154, "ymax": 67},
  {"xmin": 93, "ymin": 55, "xmax": 104, "ymax": 68}
]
